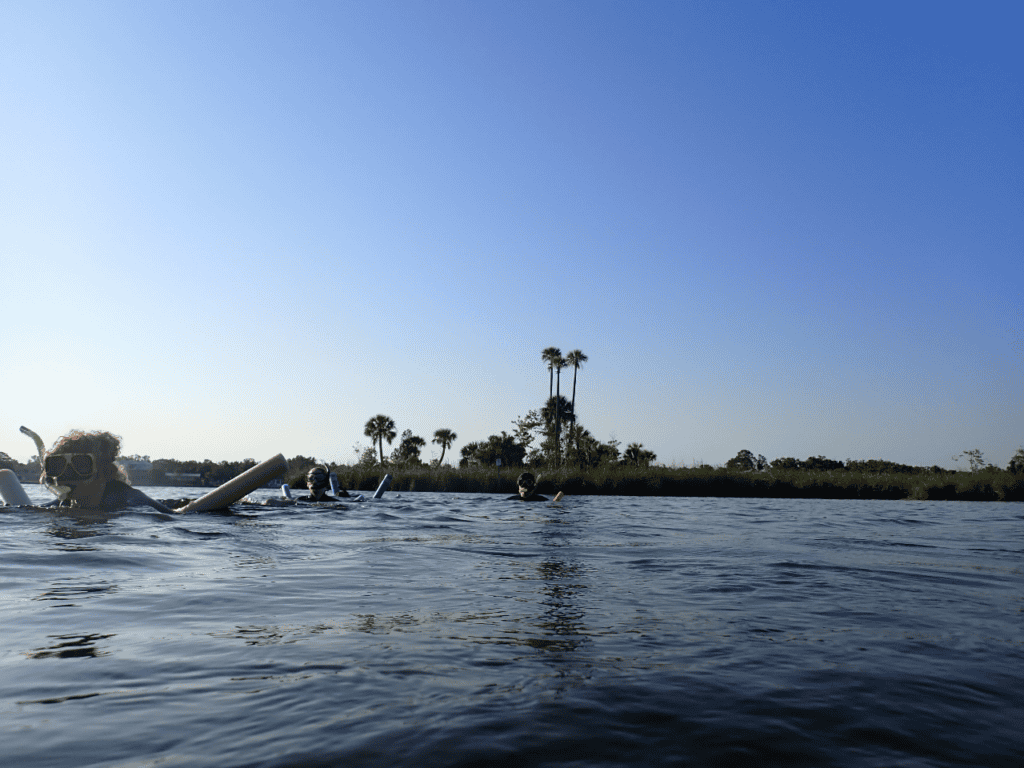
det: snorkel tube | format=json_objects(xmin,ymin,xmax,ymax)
[{"xmin": 20, "ymin": 426, "xmax": 72, "ymax": 502}]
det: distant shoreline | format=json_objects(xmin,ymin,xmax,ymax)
[
  {"xmin": 310, "ymin": 464, "xmax": 1024, "ymax": 503},
  {"xmin": 12, "ymin": 465, "xmax": 1021, "ymax": 503}
]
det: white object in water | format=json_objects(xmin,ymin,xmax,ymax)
[
  {"xmin": 281, "ymin": 484, "xmax": 293, "ymax": 499},
  {"xmin": 178, "ymin": 454, "xmax": 288, "ymax": 513},
  {"xmin": 329, "ymin": 473, "xmax": 340, "ymax": 496},
  {"xmin": 0, "ymin": 469, "xmax": 32, "ymax": 507},
  {"xmin": 372, "ymin": 473, "xmax": 392, "ymax": 499}
]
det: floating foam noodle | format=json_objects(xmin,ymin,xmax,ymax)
[
  {"xmin": 0, "ymin": 469, "xmax": 32, "ymax": 507},
  {"xmin": 178, "ymin": 454, "xmax": 288, "ymax": 513},
  {"xmin": 372, "ymin": 473, "xmax": 392, "ymax": 499}
]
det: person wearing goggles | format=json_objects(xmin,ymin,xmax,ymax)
[
  {"xmin": 296, "ymin": 465, "xmax": 348, "ymax": 502},
  {"xmin": 506, "ymin": 472, "xmax": 548, "ymax": 501},
  {"xmin": 38, "ymin": 429, "xmax": 174, "ymax": 513}
]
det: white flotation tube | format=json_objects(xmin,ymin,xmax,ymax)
[
  {"xmin": 372, "ymin": 473, "xmax": 392, "ymax": 499},
  {"xmin": 178, "ymin": 454, "xmax": 288, "ymax": 513},
  {"xmin": 0, "ymin": 469, "xmax": 32, "ymax": 507}
]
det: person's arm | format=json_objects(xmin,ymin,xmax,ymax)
[{"xmin": 125, "ymin": 486, "xmax": 177, "ymax": 514}]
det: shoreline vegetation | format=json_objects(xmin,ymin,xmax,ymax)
[
  {"xmin": 5, "ymin": 456, "xmax": 1023, "ymax": 503},
  {"xmin": 3, "ymin": 342, "xmax": 1020, "ymax": 502},
  {"xmin": 329, "ymin": 463, "xmax": 1024, "ymax": 502}
]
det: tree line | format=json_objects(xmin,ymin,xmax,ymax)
[
  {"xmin": 724, "ymin": 448, "xmax": 1024, "ymax": 475},
  {"xmin": 354, "ymin": 346, "xmax": 658, "ymax": 472}
]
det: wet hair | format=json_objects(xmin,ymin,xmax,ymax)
[
  {"xmin": 42, "ymin": 430, "xmax": 129, "ymax": 485},
  {"xmin": 517, "ymin": 472, "xmax": 536, "ymax": 490},
  {"xmin": 306, "ymin": 465, "xmax": 331, "ymax": 493}
]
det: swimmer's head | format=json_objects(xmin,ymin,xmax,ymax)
[
  {"xmin": 41, "ymin": 430, "xmax": 127, "ymax": 499},
  {"xmin": 306, "ymin": 465, "xmax": 331, "ymax": 499},
  {"xmin": 517, "ymin": 472, "xmax": 537, "ymax": 496}
]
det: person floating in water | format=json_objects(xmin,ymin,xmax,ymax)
[
  {"xmin": 37, "ymin": 430, "xmax": 175, "ymax": 513},
  {"xmin": 297, "ymin": 465, "xmax": 348, "ymax": 502},
  {"xmin": 507, "ymin": 472, "xmax": 548, "ymax": 501}
]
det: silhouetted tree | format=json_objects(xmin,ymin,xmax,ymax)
[
  {"xmin": 622, "ymin": 442, "xmax": 656, "ymax": 466},
  {"xmin": 955, "ymin": 449, "xmax": 987, "ymax": 472},
  {"xmin": 845, "ymin": 459, "xmax": 918, "ymax": 474},
  {"xmin": 352, "ymin": 443, "xmax": 378, "ymax": 466},
  {"xmin": 537, "ymin": 396, "xmax": 574, "ymax": 464},
  {"xmin": 511, "ymin": 410, "xmax": 543, "ymax": 454},
  {"xmin": 364, "ymin": 415, "xmax": 397, "ymax": 465},
  {"xmin": 459, "ymin": 434, "xmax": 526, "ymax": 468},
  {"xmin": 552, "ymin": 352, "xmax": 567, "ymax": 463},
  {"xmin": 459, "ymin": 442, "xmax": 482, "ymax": 467},
  {"xmin": 771, "ymin": 456, "xmax": 800, "ymax": 470},
  {"xmin": 432, "ymin": 428, "xmax": 457, "ymax": 466},
  {"xmin": 564, "ymin": 349, "xmax": 588, "ymax": 448},
  {"xmin": 563, "ymin": 424, "xmax": 619, "ymax": 468},
  {"xmin": 726, "ymin": 450, "xmax": 767, "ymax": 471},
  {"xmin": 802, "ymin": 455, "xmax": 844, "ymax": 471},
  {"xmin": 391, "ymin": 429, "xmax": 426, "ymax": 464},
  {"xmin": 727, "ymin": 450, "xmax": 756, "ymax": 471},
  {"xmin": 542, "ymin": 347, "xmax": 562, "ymax": 400},
  {"xmin": 1009, "ymin": 447, "xmax": 1024, "ymax": 474}
]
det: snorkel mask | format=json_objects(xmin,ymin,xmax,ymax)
[
  {"xmin": 306, "ymin": 465, "xmax": 331, "ymax": 499},
  {"xmin": 20, "ymin": 426, "xmax": 90, "ymax": 503}
]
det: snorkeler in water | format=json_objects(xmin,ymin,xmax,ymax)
[
  {"xmin": 296, "ymin": 465, "xmax": 348, "ymax": 502},
  {"xmin": 506, "ymin": 472, "xmax": 548, "ymax": 501},
  {"xmin": 31, "ymin": 429, "xmax": 176, "ymax": 513}
]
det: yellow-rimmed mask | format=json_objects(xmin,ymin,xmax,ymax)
[{"xmin": 44, "ymin": 453, "xmax": 99, "ymax": 484}]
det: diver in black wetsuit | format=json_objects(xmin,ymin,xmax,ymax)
[
  {"xmin": 297, "ymin": 465, "xmax": 348, "ymax": 502},
  {"xmin": 37, "ymin": 429, "xmax": 175, "ymax": 513},
  {"xmin": 507, "ymin": 472, "xmax": 548, "ymax": 501}
]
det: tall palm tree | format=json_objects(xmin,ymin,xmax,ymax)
[
  {"xmin": 364, "ymin": 415, "xmax": 397, "ymax": 465},
  {"xmin": 552, "ymin": 352, "xmax": 566, "ymax": 464},
  {"xmin": 564, "ymin": 349, "xmax": 588, "ymax": 439},
  {"xmin": 541, "ymin": 347, "xmax": 561, "ymax": 399},
  {"xmin": 432, "ymin": 428, "xmax": 457, "ymax": 466}
]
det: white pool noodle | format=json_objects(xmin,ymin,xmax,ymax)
[
  {"xmin": 179, "ymin": 454, "xmax": 288, "ymax": 513},
  {"xmin": 372, "ymin": 473, "xmax": 392, "ymax": 499},
  {"xmin": 0, "ymin": 469, "xmax": 32, "ymax": 507}
]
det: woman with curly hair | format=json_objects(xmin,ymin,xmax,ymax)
[{"xmin": 39, "ymin": 429, "xmax": 174, "ymax": 512}]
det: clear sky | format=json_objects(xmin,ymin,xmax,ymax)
[{"xmin": 2, "ymin": 0, "xmax": 1021, "ymax": 469}]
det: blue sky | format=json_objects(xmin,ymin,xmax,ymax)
[{"xmin": 2, "ymin": 0, "xmax": 1021, "ymax": 469}]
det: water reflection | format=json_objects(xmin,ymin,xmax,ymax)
[
  {"xmin": 211, "ymin": 622, "xmax": 337, "ymax": 646},
  {"xmin": 530, "ymin": 558, "xmax": 588, "ymax": 654},
  {"xmin": 27, "ymin": 633, "xmax": 114, "ymax": 659},
  {"xmin": 33, "ymin": 579, "xmax": 118, "ymax": 607},
  {"xmin": 45, "ymin": 509, "xmax": 119, "ymax": 542}
]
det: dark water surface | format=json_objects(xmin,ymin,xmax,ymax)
[{"xmin": 2, "ymin": 487, "xmax": 1022, "ymax": 767}]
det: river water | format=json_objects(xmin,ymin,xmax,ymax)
[{"xmin": 2, "ymin": 487, "xmax": 1022, "ymax": 767}]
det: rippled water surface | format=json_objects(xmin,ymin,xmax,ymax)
[{"xmin": 2, "ymin": 487, "xmax": 1023, "ymax": 767}]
